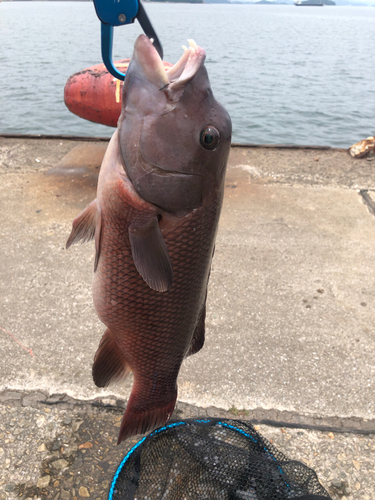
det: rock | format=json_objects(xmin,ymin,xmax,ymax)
[
  {"xmin": 22, "ymin": 392, "xmax": 47, "ymax": 406},
  {"xmin": 37, "ymin": 475, "xmax": 51, "ymax": 488},
  {"xmin": 52, "ymin": 459, "xmax": 69, "ymax": 470},
  {"xmin": 36, "ymin": 416, "xmax": 46, "ymax": 428},
  {"xmin": 100, "ymin": 398, "xmax": 116, "ymax": 406},
  {"xmin": 78, "ymin": 486, "xmax": 90, "ymax": 497},
  {"xmin": 38, "ymin": 443, "xmax": 47, "ymax": 452},
  {"xmin": 78, "ymin": 442, "xmax": 93, "ymax": 450},
  {"xmin": 353, "ymin": 459, "xmax": 361, "ymax": 470},
  {"xmin": 349, "ymin": 136, "xmax": 375, "ymax": 159},
  {"xmin": 52, "ymin": 440, "xmax": 62, "ymax": 451},
  {"xmin": 0, "ymin": 392, "xmax": 22, "ymax": 402},
  {"xmin": 61, "ymin": 489, "xmax": 71, "ymax": 500},
  {"xmin": 73, "ymin": 455, "xmax": 83, "ymax": 468},
  {"xmin": 62, "ymin": 444, "xmax": 78, "ymax": 457},
  {"xmin": 72, "ymin": 420, "xmax": 84, "ymax": 432},
  {"xmin": 5, "ymin": 483, "xmax": 15, "ymax": 492},
  {"xmin": 329, "ymin": 480, "xmax": 350, "ymax": 497}
]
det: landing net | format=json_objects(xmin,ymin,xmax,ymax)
[{"xmin": 109, "ymin": 418, "xmax": 331, "ymax": 500}]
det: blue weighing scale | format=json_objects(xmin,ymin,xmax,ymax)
[{"xmin": 93, "ymin": 0, "xmax": 163, "ymax": 81}]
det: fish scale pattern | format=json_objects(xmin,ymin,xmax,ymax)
[{"xmin": 92, "ymin": 181, "xmax": 222, "ymax": 439}]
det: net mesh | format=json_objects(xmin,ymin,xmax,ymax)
[{"xmin": 109, "ymin": 418, "xmax": 331, "ymax": 500}]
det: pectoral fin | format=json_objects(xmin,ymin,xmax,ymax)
[
  {"xmin": 66, "ymin": 199, "xmax": 102, "ymax": 271},
  {"xmin": 129, "ymin": 216, "xmax": 173, "ymax": 292}
]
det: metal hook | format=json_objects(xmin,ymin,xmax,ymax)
[
  {"xmin": 94, "ymin": 0, "xmax": 163, "ymax": 81},
  {"xmin": 101, "ymin": 23, "xmax": 126, "ymax": 81}
]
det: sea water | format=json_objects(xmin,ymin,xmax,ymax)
[{"xmin": 0, "ymin": 1, "xmax": 374, "ymax": 146}]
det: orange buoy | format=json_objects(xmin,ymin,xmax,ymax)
[{"xmin": 64, "ymin": 59, "xmax": 173, "ymax": 127}]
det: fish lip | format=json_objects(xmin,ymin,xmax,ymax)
[
  {"xmin": 133, "ymin": 34, "xmax": 206, "ymax": 91},
  {"xmin": 133, "ymin": 35, "xmax": 169, "ymax": 89},
  {"xmin": 141, "ymin": 163, "xmax": 205, "ymax": 179},
  {"xmin": 167, "ymin": 45, "xmax": 206, "ymax": 91}
]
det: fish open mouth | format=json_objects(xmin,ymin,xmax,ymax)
[{"xmin": 133, "ymin": 35, "xmax": 206, "ymax": 92}]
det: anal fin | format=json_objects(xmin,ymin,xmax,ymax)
[
  {"xmin": 129, "ymin": 216, "xmax": 173, "ymax": 292},
  {"xmin": 92, "ymin": 329, "xmax": 131, "ymax": 388}
]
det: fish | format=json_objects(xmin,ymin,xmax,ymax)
[{"xmin": 67, "ymin": 35, "xmax": 232, "ymax": 444}]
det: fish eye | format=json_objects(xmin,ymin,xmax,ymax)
[{"xmin": 200, "ymin": 126, "xmax": 220, "ymax": 150}]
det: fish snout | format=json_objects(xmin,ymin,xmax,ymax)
[{"xmin": 132, "ymin": 35, "xmax": 206, "ymax": 95}]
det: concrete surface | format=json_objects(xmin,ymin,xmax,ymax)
[
  {"xmin": 0, "ymin": 137, "xmax": 374, "ymax": 419},
  {"xmin": 1, "ymin": 136, "xmax": 375, "ymax": 499}
]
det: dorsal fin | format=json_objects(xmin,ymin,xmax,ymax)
[{"xmin": 186, "ymin": 303, "xmax": 206, "ymax": 357}]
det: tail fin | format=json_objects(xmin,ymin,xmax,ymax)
[
  {"xmin": 117, "ymin": 384, "xmax": 177, "ymax": 444},
  {"xmin": 92, "ymin": 329, "xmax": 131, "ymax": 388}
]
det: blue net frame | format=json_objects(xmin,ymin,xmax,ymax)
[{"xmin": 109, "ymin": 418, "xmax": 331, "ymax": 500}]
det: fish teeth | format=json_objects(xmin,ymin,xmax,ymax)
[
  {"xmin": 150, "ymin": 38, "xmax": 154, "ymax": 44},
  {"xmin": 187, "ymin": 39, "xmax": 198, "ymax": 49},
  {"xmin": 182, "ymin": 45, "xmax": 188, "ymax": 52}
]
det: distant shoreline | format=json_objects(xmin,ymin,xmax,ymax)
[{"xmin": 2, "ymin": 0, "xmax": 374, "ymax": 5}]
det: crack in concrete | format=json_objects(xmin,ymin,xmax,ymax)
[
  {"xmin": 359, "ymin": 189, "xmax": 375, "ymax": 217},
  {"xmin": 2, "ymin": 390, "xmax": 374, "ymax": 436}
]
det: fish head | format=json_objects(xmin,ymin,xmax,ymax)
[{"xmin": 119, "ymin": 35, "xmax": 232, "ymax": 217}]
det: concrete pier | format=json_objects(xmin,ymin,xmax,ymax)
[{"xmin": 0, "ymin": 136, "xmax": 374, "ymax": 499}]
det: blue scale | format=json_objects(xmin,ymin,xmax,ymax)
[{"xmin": 93, "ymin": 0, "xmax": 163, "ymax": 81}]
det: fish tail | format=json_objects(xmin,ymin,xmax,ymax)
[
  {"xmin": 92, "ymin": 329, "xmax": 131, "ymax": 388},
  {"xmin": 117, "ymin": 382, "xmax": 177, "ymax": 444}
]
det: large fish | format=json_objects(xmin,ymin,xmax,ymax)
[{"xmin": 67, "ymin": 35, "xmax": 232, "ymax": 444}]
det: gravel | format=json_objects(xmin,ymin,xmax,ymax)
[{"xmin": 1, "ymin": 390, "xmax": 374, "ymax": 500}]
